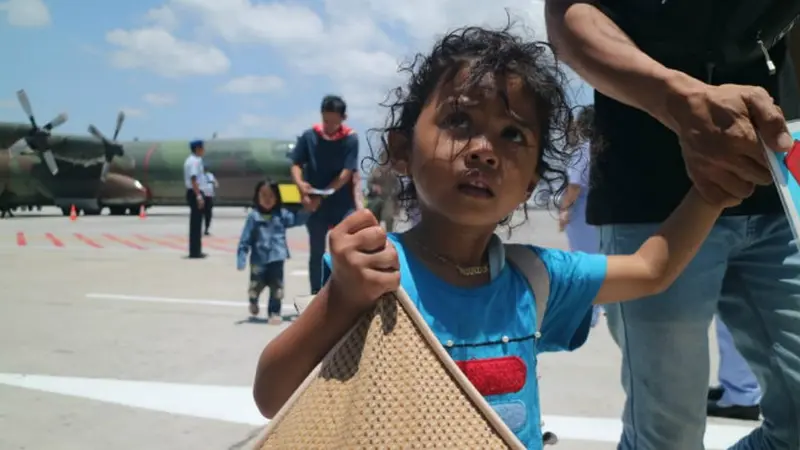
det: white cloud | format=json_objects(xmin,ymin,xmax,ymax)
[
  {"xmin": 106, "ymin": 27, "xmax": 230, "ymax": 78},
  {"xmin": 218, "ymin": 75, "xmax": 284, "ymax": 94},
  {"xmin": 143, "ymin": 93, "xmax": 176, "ymax": 106},
  {"xmin": 146, "ymin": 5, "xmax": 178, "ymax": 30},
  {"xmin": 0, "ymin": 0, "xmax": 51, "ymax": 27}
]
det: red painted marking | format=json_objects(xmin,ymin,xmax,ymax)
[
  {"xmin": 45, "ymin": 233, "xmax": 63, "ymax": 247},
  {"xmin": 74, "ymin": 233, "xmax": 102, "ymax": 248},
  {"xmin": 456, "ymin": 356, "xmax": 527, "ymax": 396},
  {"xmin": 134, "ymin": 234, "xmax": 184, "ymax": 250},
  {"xmin": 168, "ymin": 234, "xmax": 234, "ymax": 253},
  {"xmin": 16, "ymin": 232, "xmax": 26, "ymax": 246},
  {"xmin": 103, "ymin": 233, "xmax": 145, "ymax": 250}
]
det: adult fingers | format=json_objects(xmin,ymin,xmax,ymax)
[{"xmin": 745, "ymin": 87, "xmax": 792, "ymax": 152}]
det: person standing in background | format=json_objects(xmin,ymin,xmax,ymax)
[
  {"xmin": 558, "ymin": 105, "xmax": 603, "ymax": 327},
  {"xmin": 366, "ymin": 164, "xmax": 398, "ymax": 231},
  {"xmin": 290, "ymin": 95, "xmax": 361, "ymax": 295},
  {"xmin": 202, "ymin": 167, "xmax": 219, "ymax": 236},
  {"xmin": 708, "ymin": 316, "xmax": 763, "ymax": 420},
  {"xmin": 184, "ymin": 140, "xmax": 206, "ymax": 259}
]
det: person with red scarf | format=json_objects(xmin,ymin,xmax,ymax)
[{"xmin": 290, "ymin": 95, "xmax": 362, "ymax": 295}]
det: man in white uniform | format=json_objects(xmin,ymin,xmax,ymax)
[{"xmin": 183, "ymin": 140, "xmax": 206, "ymax": 258}]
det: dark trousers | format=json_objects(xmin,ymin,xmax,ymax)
[
  {"xmin": 306, "ymin": 209, "xmax": 353, "ymax": 294},
  {"xmin": 249, "ymin": 261, "xmax": 285, "ymax": 315},
  {"xmin": 203, "ymin": 196, "xmax": 214, "ymax": 232},
  {"xmin": 186, "ymin": 189, "xmax": 203, "ymax": 256}
]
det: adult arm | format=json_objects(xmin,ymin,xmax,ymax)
[
  {"xmin": 290, "ymin": 134, "xmax": 310, "ymax": 193},
  {"xmin": 188, "ymin": 160, "xmax": 204, "ymax": 208},
  {"xmin": 545, "ymin": 0, "xmax": 792, "ymax": 204}
]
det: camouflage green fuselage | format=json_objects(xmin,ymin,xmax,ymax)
[
  {"xmin": 109, "ymin": 138, "xmax": 297, "ymax": 206},
  {"xmin": 0, "ymin": 122, "xmax": 299, "ymax": 208}
]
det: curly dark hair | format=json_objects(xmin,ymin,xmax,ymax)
[
  {"xmin": 366, "ymin": 13, "xmax": 575, "ymax": 224},
  {"xmin": 574, "ymin": 104, "xmax": 595, "ymax": 143}
]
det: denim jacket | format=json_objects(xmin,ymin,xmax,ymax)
[{"xmin": 236, "ymin": 208, "xmax": 309, "ymax": 270}]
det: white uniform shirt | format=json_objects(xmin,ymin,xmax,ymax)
[
  {"xmin": 203, "ymin": 172, "xmax": 217, "ymax": 197},
  {"xmin": 183, "ymin": 154, "xmax": 205, "ymax": 189}
]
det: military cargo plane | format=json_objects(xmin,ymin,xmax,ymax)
[{"xmin": 0, "ymin": 90, "xmax": 301, "ymax": 217}]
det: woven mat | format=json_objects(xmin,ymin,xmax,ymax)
[{"xmin": 254, "ymin": 289, "xmax": 524, "ymax": 449}]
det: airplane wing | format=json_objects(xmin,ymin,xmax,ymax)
[{"xmin": 17, "ymin": 135, "xmax": 109, "ymax": 166}]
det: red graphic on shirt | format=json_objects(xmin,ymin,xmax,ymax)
[
  {"xmin": 456, "ymin": 356, "xmax": 527, "ymax": 396},
  {"xmin": 312, "ymin": 123, "xmax": 354, "ymax": 141}
]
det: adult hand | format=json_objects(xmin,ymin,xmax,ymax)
[
  {"xmin": 197, "ymin": 195, "xmax": 205, "ymax": 209},
  {"xmin": 328, "ymin": 209, "xmax": 400, "ymax": 313},
  {"xmin": 297, "ymin": 181, "xmax": 312, "ymax": 196},
  {"xmin": 558, "ymin": 209, "xmax": 570, "ymax": 232},
  {"xmin": 301, "ymin": 194, "xmax": 320, "ymax": 212},
  {"xmin": 668, "ymin": 82, "xmax": 793, "ymax": 207}
]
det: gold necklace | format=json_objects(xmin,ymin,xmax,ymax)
[{"xmin": 407, "ymin": 236, "xmax": 489, "ymax": 277}]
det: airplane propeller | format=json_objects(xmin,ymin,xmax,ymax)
[
  {"xmin": 14, "ymin": 89, "xmax": 68, "ymax": 175},
  {"xmin": 87, "ymin": 111, "xmax": 125, "ymax": 181}
]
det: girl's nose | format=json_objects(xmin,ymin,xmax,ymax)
[{"xmin": 465, "ymin": 141, "xmax": 498, "ymax": 168}]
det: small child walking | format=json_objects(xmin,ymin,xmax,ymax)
[
  {"xmin": 237, "ymin": 179, "xmax": 308, "ymax": 324},
  {"xmin": 252, "ymin": 22, "xmax": 739, "ymax": 447}
]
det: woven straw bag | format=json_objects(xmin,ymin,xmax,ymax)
[{"xmin": 254, "ymin": 244, "xmax": 550, "ymax": 449}]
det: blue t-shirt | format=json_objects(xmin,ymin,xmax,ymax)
[
  {"xmin": 322, "ymin": 233, "xmax": 607, "ymax": 448},
  {"xmin": 291, "ymin": 128, "xmax": 359, "ymax": 222}
]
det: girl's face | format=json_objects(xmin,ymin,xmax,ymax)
[
  {"xmin": 258, "ymin": 185, "xmax": 277, "ymax": 210},
  {"xmin": 396, "ymin": 70, "xmax": 540, "ymax": 227}
]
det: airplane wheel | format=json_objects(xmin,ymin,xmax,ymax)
[
  {"xmin": 61, "ymin": 207, "xmax": 71, "ymax": 216},
  {"xmin": 109, "ymin": 207, "xmax": 125, "ymax": 216}
]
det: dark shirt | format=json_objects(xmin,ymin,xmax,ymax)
[
  {"xmin": 587, "ymin": 7, "xmax": 800, "ymax": 225},
  {"xmin": 291, "ymin": 127, "xmax": 359, "ymax": 220}
]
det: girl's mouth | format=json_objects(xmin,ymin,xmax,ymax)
[{"xmin": 457, "ymin": 180, "xmax": 494, "ymax": 198}]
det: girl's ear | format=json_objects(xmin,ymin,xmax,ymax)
[{"xmin": 387, "ymin": 130, "xmax": 411, "ymax": 176}]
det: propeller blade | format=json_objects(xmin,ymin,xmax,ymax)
[
  {"xmin": 44, "ymin": 112, "xmax": 68, "ymax": 131},
  {"xmin": 88, "ymin": 124, "xmax": 107, "ymax": 142},
  {"xmin": 16, "ymin": 89, "xmax": 33, "ymax": 120},
  {"xmin": 8, "ymin": 139, "xmax": 27, "ymax": 156},
  {"xmin": 100, "ymin": 162, "xmax": 110, "ymax": 181},
  {"xmin": 41, "ymin": 150, "xmax": 58, "ymax": 175},
  {"xmin": 113, "ymin": 111, "xmax": 125, "ymax": 141}
]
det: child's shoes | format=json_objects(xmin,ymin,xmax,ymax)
[
  {"xmin": 268, "ymin": 314, "xmax": 283, "ymax": 325},
  {"xmin": 249, "ymin": 301, "xmax": 260, "ymax": 316}
]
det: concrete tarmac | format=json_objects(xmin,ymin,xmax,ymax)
[{"xmin": 0, "ymin": 206, "xmax": 757, "ymax": 449}]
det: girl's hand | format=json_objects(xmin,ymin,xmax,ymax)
[{"xmin": 328, "ymin": 209, "xmax": 400, "ymax": 313}]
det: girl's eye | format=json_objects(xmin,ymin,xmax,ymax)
[
  {"xmin": 442, "ymin": 112, "xmax": 471, "ymax": 130},
  {"xmin": 501, "ymin": 126, "xmax": 526, "ymax": 144}
]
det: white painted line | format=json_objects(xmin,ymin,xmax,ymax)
[
  {"xmin": 0, "ymin": 373, "xmax": 757, "ymax": 447},
  {"xmin": 85, "ymin": 293, "xmax": 298, "ymax": 317},
  {"xmin": 290, "ymin": 270, "xmax": 308, "ymax": 276}
]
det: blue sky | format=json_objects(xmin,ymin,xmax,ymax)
[{"xmin": 0, "ymin": 0, "xmax": 592, "ymax": 151}]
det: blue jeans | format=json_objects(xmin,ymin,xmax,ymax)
[
  {"xmin": 600, "ymin": 214, "xmax": 800, "ymax": 450},
  {"xmin": 716, "ymin": 316, "xmax": 762, "ymax": 407}
]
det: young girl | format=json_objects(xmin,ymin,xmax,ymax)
[
  {"xmin": 252, "ymin": 24, "xmax": 736, "ymax": 447},
  {"xmin": 237, "ymin": 179, "xmax": 308, "ymax": 324}
]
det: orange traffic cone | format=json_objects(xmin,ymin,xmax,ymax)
[
  {"xmin": 69, "ymin": 205, "xmax": 77, "ymax": 221},
  {"xmin": 139, "ymin": 205, "xmax": 146, "ymax": 219}
]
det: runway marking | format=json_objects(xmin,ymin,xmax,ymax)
[
  {"xmin": 133, "ymin": 234, "xmax": 184, "ymax": 250},
  {"xmin": 102, "ymin": 233, "xmax": 145, "ymax": 250},
  {"xmin": 85, "ymin": 293, "xmax": 298, "ymax": 316},
  {"xmin": 74, "ymin": 233, "xmax": 102, "ymax": 248},
  {"xmin": 0, "ymin": 373, "xmax": 757, "ymax": 447},
  {"xmin": 16, "ymin": 232, "xmax": 25, "ymax": 246},
  {"xmin": 290, "ymin": 270, "xmax": 308, "ymax": 276},
  {"xmin": 44, "ymin": 232, "xmax": 63, "ymax": 247},
  {"xmin": 167, "ymin": 234, "xmax": 234, "ymax": 253}
]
